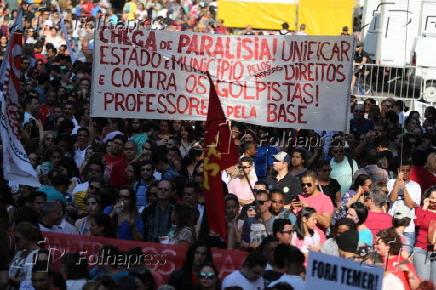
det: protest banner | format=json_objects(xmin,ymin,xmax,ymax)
[
  {"xmin": 91, "ymin": 30, "xmax": 354, "ymax": 132},
  {"xmin": 307, "ymin": 252, "xmax": 384, "ymax": 290},
  {"xmin": 41, "ymin": 232, "xmax": 247, "ymax": 285},
  {"xmin": 0, "ymin": 9, "xmax": 40, "ymax": 188}
]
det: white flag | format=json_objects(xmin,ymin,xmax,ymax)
[{"xmin": 0, "ymin": 9, "xmax": 41, "ymax": 187}]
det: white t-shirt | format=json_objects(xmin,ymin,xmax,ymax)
[
  {"xmin": 268, "ymin": 275, "xmax": 306, "ymax": 290},
  {"xmin": 330, "ymin": 158, "xmax": 358, "ymax": 196},
  {"xmin": 387, "ymin": 179, "xmax": 421, "ymax": 233},
  {"xmin": 222, "ymin": 269, "xmax": 265, "ymax": 290}
]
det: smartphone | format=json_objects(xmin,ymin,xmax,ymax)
[{"xmin": 293, "ymin": 195, "xmax": 300, "ymax": 202}]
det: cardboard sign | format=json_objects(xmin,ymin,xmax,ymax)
[
  {"xmin": 307, "ymin": 252, "xmax": 384, "ymax": 290},
  {"xmin": 91, "ymin": 30, "xmax": 354, "ymax": 131}
]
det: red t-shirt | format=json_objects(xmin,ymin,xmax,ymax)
[
  {"xmin": 364, "ymin": 210, "xmax": 393, "ymax": 242},
  {"xmin": 384, "ymin": 255, "xmax": 417, "ymax": 290},
  {"xmin": 415, "ymin": 206, "xmax": 436, "ymax": 249},
  {"xmin": 409, "ymin": 166, "xmax": 436, "ymax": 195},
  {"xmin": 110, "ymin": 160, "xmax": 129, "ymax": 189},
  {"xmin": 104, "ymin": 153, "xmax": 125, "ymax": 179}
]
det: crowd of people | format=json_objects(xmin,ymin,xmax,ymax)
[{"xmin": 0, "ymin": 0, "xmax": 435, "ymax": 289}]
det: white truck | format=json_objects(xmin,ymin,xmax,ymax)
[{"xmin": 362, "ymin": 0, "xmax": 436, "ymax": 101}]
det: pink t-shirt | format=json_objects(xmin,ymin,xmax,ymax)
[
  {"xmin": 364, "ymin": 210, "xmax": 393, "ymax": 242},
  {"xmin": 227, "ymin": 178, "xmax": 256, "ymax": 201}
]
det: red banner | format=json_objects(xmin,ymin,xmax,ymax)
[{"xmin": 42, "ymin": 232, "xmax": 247, "ymax": 285}]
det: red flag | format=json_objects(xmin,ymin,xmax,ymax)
[{"xmin": 203, "ymin": 73, "xmax": 239, "ymax": 240}]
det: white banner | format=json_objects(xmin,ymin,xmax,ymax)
[
  {"xmin": 0, "ymin": 9, "xmax": 40, "ymax": 188},
  {"xmin": 307, "ymin": 252, "xmax": 384, "ymax": 290},
  {"xmin": 91, "ymin": 30, "xmax": 354, "ymax": 131}
]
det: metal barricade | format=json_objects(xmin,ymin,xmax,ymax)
[{"xmin": 350, "ymin": 63, "xmax": 436, "ymax": 103}]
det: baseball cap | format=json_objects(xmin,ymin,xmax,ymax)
[
  {"xmin": 393, "ymin": 204, "xmax": 416, "ymax": 220},
  {"xmin": 272, "ymin": 151, "xmax": 291, "ymax": 164}
]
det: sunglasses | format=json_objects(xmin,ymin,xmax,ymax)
[
  {"xmin": 256, "ymin": 200, "xmax": 268, "ymax": 205},
  {"xmin": 301, "ymin": 183, "xmax": 313, "ymax": 187},
  {"xmin": 45, "ymin": 137, "xmax": 54, "ymax": 141},
  {"xmin": 199, "ymin": 273, "xmax": 215, "ymax": 279},
  {"xmin": 332, "ymin": 150, "xmax": 344, "ymax": 154},
  {"xmin": 238, "ymin": 166, "xmax": 250, "ymax": 169},
  {"xmin": 271, "ymin": 199, "xmax": 284, "ymax": 203}
]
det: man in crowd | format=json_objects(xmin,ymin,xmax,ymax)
[
  {"xmin": 272, "ymin": 219, "xmax": 293, "ymax": 245},
  {"xmin": 295, "ymin": 171, "xmax": 333, "ymax": 241},
  {"xmin": 350, "ymin": 103, "xmax": 374, "ymax": 135},
  {"xmin": 39, "ymin": 201, "xmax": 78, "ymax": 235},
  {"xmin": 183, "ymin": 182, "xmax": 204, "ymax": 225},
  {"xmin": 266, "ymin": 151, "xmax": 301, "ymax": 207},
  {"xmin": 104, "ymin": 134, "xmax": 126, "ymax": 178},
  {"xmin": 364, "ymin": 188, "xmax": 393, "ymax": 241},
  {"xmin": 133, "ymin": 160, "xmax": 155, "ymax": 210},
  {"xmin": 387, "ymin": 161, "xmax": 421, "ymax": 252},
  {"xmin": 110, "ymin": 140, "xmax": 138, "ymax": 188},
  {"xmin": 222, "ymin": 251, "xmax": 267, "ymax": 289},
  {"xmin": 142, "ymin": 179, "xmax": 175, "ymax": 242},
  {"xmin": 330, "ymin": 141, "xmax": 358, "ymax": 196},
  {"xmin": 270, "ymin": 189, "xmax": 296, "ymax": 225}
]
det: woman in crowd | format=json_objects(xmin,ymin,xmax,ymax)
[
  {"xmin": 75, "ymin": 195, "xmax": 101, "ymax": 235},
  {"xmin": 181, "ymin": 147, "xmax": 204, "ymax": 182},
  {"xmin": 196, "ymin": 263, "xmax": 221, "ymax": 290},
  {"xmin": 347, "ymin": 202, "xmax": 373, "ymax": 247},
  {"xmin": 414, "ymin": 185, "xmax": 436, "ymax": 284},
  {"xmin": 337, "ymin": 174, "xmax": 372, "ymax": 219},
  {"xmin": 106, "ymin": 187, "xmax": 143, "ymax": 241},
  {"xmin": 89, "ymin": 213, "xmax": 117, "ymax": 238},
  {"xmin": 317, "ymin": 160, "xmax": 341, "ymax": 209},
  {"xmin": 168, "ymin": 242, "xmax": 214, "ymax": 289},
  {"xmin": 8, "ymin": 222, "xmax": 42, "ymax": 288},
  {"xmin": 42, "ymin": 145, "xmax": 64, "ymax": 166},
  {"xmin": 57, "ymin": 156, "xmax": 81, "ymax": 193},
  {"xmin": 168, "ymin": 202, "xmax": 196, "ymax": 245},
  {"xmin": 180, "ymin": 122, "xmax": 195, "ymax": 159},
  {"xmin": 375, "ymin": 229, "xmax": 420, "ymax": 290},
  {"xmin": 158, "ymin": 120, "xmax": 174, "ymax": 140},
  {"xmin": 291, "ymin": 207, "xmax": 321, "ymax": 258}
]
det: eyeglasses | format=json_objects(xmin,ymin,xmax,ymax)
[
  {"xmin": 199, "ymin": 273, "xmax": 216, "ymax": 279},
  {"xmin": 45, "ymin": 137, "xmax": 54, "ymax": 141},
  {"xmin": 271, "ymin": 200, "xmax": 284, "ymax": 203},
  {"xmin": 256, "ymin": 200, "xmax": 268, "ymax": 205},
  {"xmin": 280, "ymin": 230, "xmax": 294, "ymax": 234},
  {"xmin": 354, "ymin": 110, "xmax": 364, "ymax": 113},
  {"xmin": 119, "ymin": 195, "xmax": 130, "ymax": 200},
  {"xmin": 332, "ymin": 150, "xmax": 344, "ymax": 154},
  {"xmin": 301, "ymin": 183, "xmax": 313, "ymax": 187}
]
